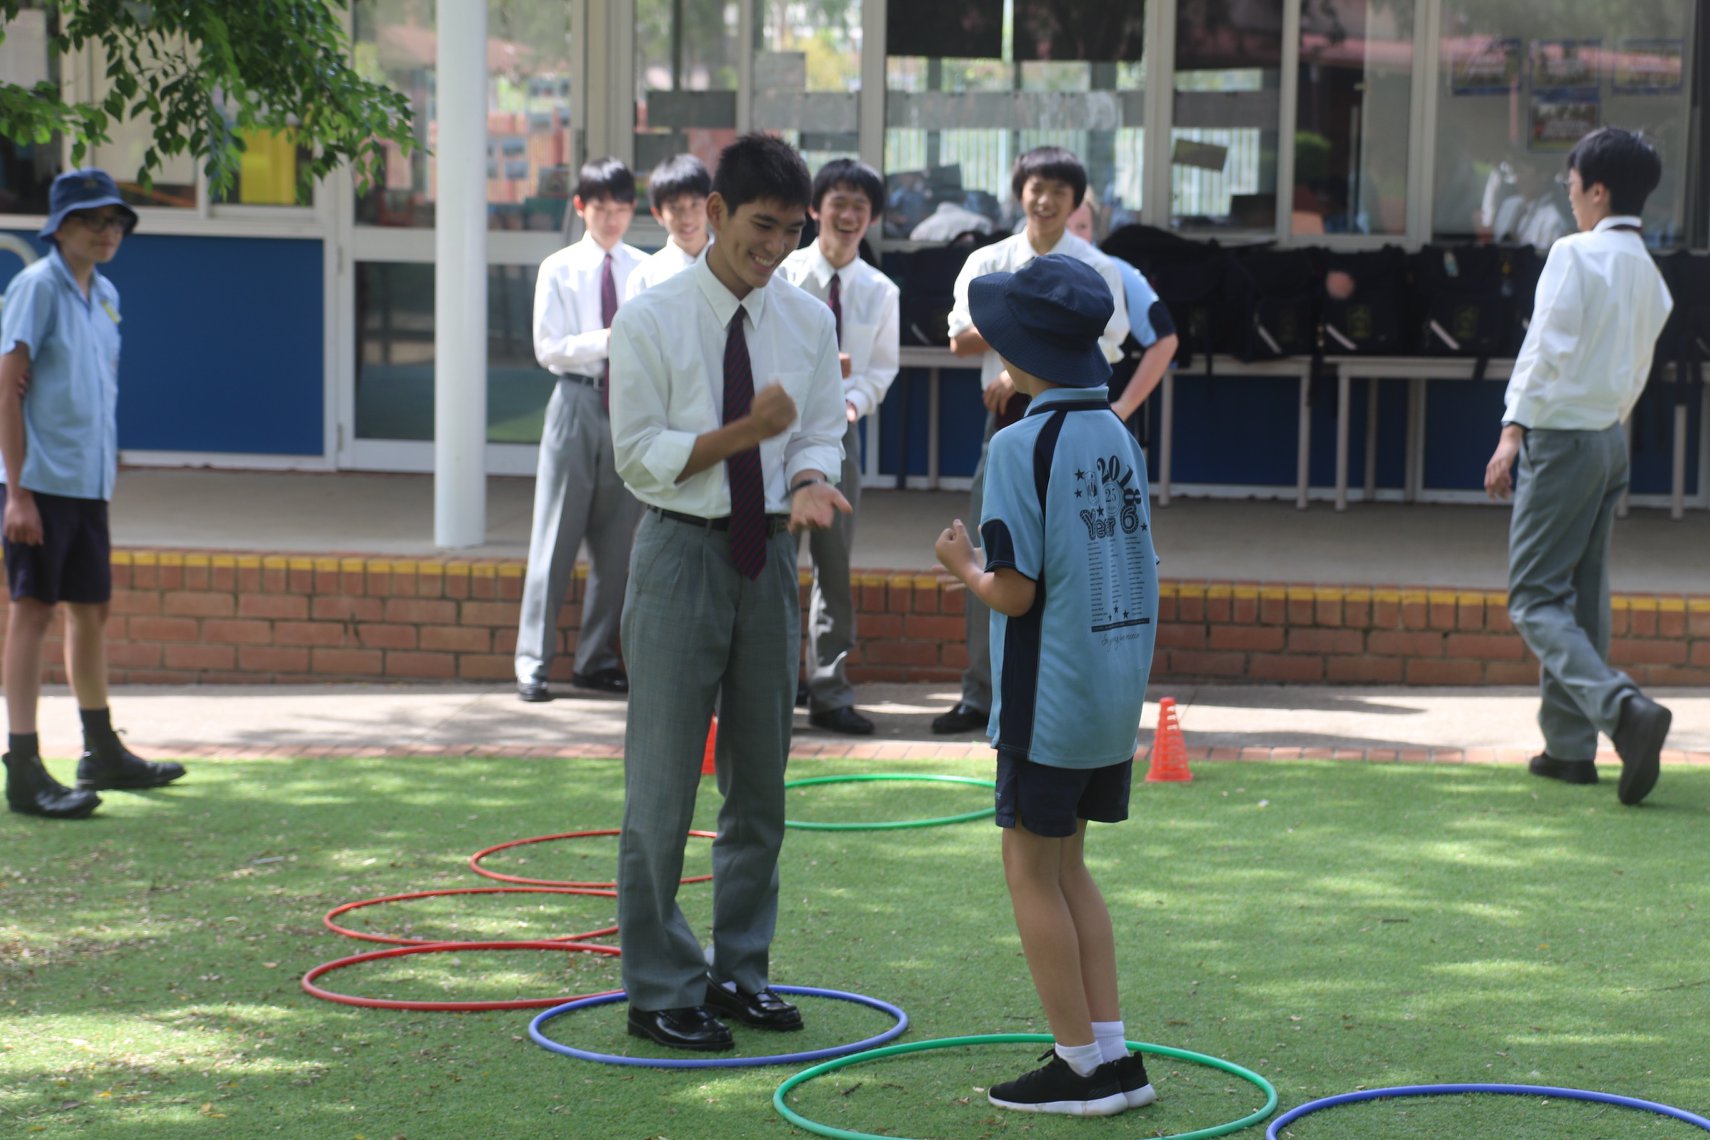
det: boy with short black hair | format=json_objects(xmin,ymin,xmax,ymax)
[
  {"xmin": 515, "ymin": 156, "xmax": 646, "ymax": 703},
  {"xmin": 627, "ymin": 153, "xmax": 713, "ymax": 299},
  {"xmin": 936, "ymin": 253, "xmax": 1158, "ymax": 1116},
  {"xmin": 609, "ymin": 133, "xmax": 849, "ymax": 1051},
  {"xmin": 779, "ymin": 158, "xmax": 899, "ymax": 735},
  {"xmin": 1, "ymin": 168, "xmax": 185, "ymax": 821},
  {"xmin": 1484, "ymin": 126, "xmax": 1673, "ymax": 805}
]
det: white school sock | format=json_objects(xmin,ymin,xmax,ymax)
[
  {"xmin": 1092, "ymin": 1020, "xmax": 1127, "ymax": 1063},
  {"xmin": 1054, "ymin": 1040, "xmax": 1105, "ymax": 1078}
]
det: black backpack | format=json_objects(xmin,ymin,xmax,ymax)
[
  {"xmin": 1319, "ymin": 246, "xmax": 1408, "ymax": 356},
  {"xmin": 896, "ymin": 229, "xmax": 1005, "ymax": 346},
  {"xmin": 1652, "ymin": 250, "xmax": 1710, "ymax": 415},
  {"xmin": 1223, "ymin": 247, "xmax": 1320, "ymax": 362},
  {"xmin": 1105, "ymin": 224, "xmax": 1228, "ymax": 373},
  {"xmin": 1412, "ymin": 244, "xmax": 1539, "ymax": 375}
]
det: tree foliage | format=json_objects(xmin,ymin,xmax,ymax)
[{"xmin": 0, "ymin": 0, "xmax": 416, "ymax": 196}]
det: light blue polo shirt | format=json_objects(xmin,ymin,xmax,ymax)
[
  {"xmin": 0, "ymin": 251, "xmax": 121, "ymax": 501},
  {"xmin": 1112, "ymin": 256, "xmax": 1161, "ymax": 348},
  {"xmin": 981, "ymin": 385, "xmax": 1158, "ymax": 769}
]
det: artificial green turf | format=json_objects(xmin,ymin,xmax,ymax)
[{"xmin": 4, "ymin": 756, "xmax": 1710, "ymax": 1138}]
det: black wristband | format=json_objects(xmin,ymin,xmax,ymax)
[{"xmin": 789, "ymin": 476, "xmax": 827, "ymax": 495}]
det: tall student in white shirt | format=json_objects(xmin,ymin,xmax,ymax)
[
  {"xmin": 608, "ymin": 134, "xmax": 850, "ymax": 1051},
  {"xmin": 931, "ymin": 146, "xmax": 1129, "ymax": 735},
  {"xmin": 1484, "ymin": 128, "xmax": 1674, "ymax": 806},
  {"xmin": 779, "ymin": 159, "xmax": 900, "ymax": 736},
  {"xmin": 626, "ymin": 153, "xmax": 713, "ymax": 300},
  {"xmin": 515, "ymin": 157, "xmax": 646, "ymax": 703}
]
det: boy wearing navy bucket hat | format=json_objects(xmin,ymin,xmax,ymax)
[
  {"xmin": 1, "ymin": 168, "xmax": 184, "ymax": 821},
  {"xmin": 935, "ymin": 254, "xmax": 1159, "ymax": 1117}
]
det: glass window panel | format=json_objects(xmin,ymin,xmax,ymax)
[
  {"xmin": 213, "ymin": 129, "xmax": 314, "ymax": 207},
  {"xmin": 1294, "ymin": 0, "xmax": 1412, "ymax": 236},
  {"xmin": 754, "ymin": 1, "xmax": 862, "ymax": 175},
  {"xmin": 353, "ymin": 0, "xmax": 575, "ymax": 232},
  {"xmin": 88, "ymin": 40, "xmax": 197, "ymax": 208},
  {"xmin": 883, "ymin": 2, "xmax": 1146, "ymax": 241},
  {"xmin": 0, "ymin": 3, "xmax": 59, "ymax": 215},
  {"xmin": 1171, "ymin": 0, "xmax": 1283, "ymax": 232},
  {"xmin": 1433, "ymin": 1, "xmax": 1696, "ymax": 247},
  {"xmin": 635, "ymin": 0, "xmax": 740, "ymax": 208},
  {"xmin": 354, "ymin": 261, "xmax": 553, "ymax": 444}
]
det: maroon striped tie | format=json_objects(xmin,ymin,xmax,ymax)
[
  {"xmin": 827, "ymin": 271, "xmax": 843, "ymax": 347},
  {"xmin": 723, "ymin": 310, "xmax": 767, "ymax": 579},
  {"xmin": 599, "ymin": 252, "xmax": 617, "ymax": 409}
]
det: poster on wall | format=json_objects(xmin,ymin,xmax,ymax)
[
  {"xmin": 1612, "ymin": 38, "xmax": 1685, "ymax": 94},
  {"xmin": 1530, "ymin": 95, "xmax": 1601, "ymax": 152},
  {"xmin": 1529, "ymin": 38, "xmax": 1601, "ymax": 94},
  {"xmin": 1452, "ymin": 37, "xmax": 1521, "ymax": 95}
]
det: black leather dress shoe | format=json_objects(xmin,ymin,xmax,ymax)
[
  {"xmin": 809, "ymin": 706, "xmax": 875, "ymax": 736},
  {"xmin": 796, "ymin": 680, "xmax": 810, "ymax": 708},
  {"xmin": 1528, "ymin": 753, "xmax": 1598, "ymax": 785},
  {"xmin": 1614, "ymin": 693, "xmax": 1671, "ymax": 806},
  {"xmin": 571, "ymin": 668, "xmax": 630, "ymax": 694},
  {"xmin": 5, "ymin": 753, "xmax": 100, "ymax": 819},
  {"xmin": 931, "ymin": 702, "xmax": 989, "ymax": 735},
  {"xmin": 75, "ymin": 742, "xmax": 185, "ymax": 791},
  {"xmin": 517, "ymin": 679, "xmax": 552, "ymax": 703},
  {"xmin": 704, "ymin": 980, "xmax": 803, "ymax": 1030},
  {"xmin": 626, "ymin": 1005, "xmax": 734, "ymax": 1051}
]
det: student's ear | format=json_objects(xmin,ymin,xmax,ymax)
[
  {"xmin": 706, "ymin": 191, "xmax": 728, "ymax": 236},
  {"xmin": 651, "ymin": 205, "xmax": 667, "ymax": 225},
  {"xmin": 808, "ymin": 203, "xmax": 823, "ymax": 223},
  {"xmin": 572, "ymin": 194, "xmax": 586, "ymax": 219}
]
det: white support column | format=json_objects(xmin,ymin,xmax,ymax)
[{"xmin": 434, "ymin": 1, "xmax": 489, "ymax": 548}]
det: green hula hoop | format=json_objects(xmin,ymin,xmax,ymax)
[
  {"xmin": 773, "ymin": 1032, "xmax": 1277, "ymax": 1140},
  {"xmin": 782, "ymin": 773, "xmax": 995, "ymax": 831}
]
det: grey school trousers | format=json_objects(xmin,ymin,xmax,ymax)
[
  {"xmin": 959, "ymin": 411, "xmax": 998, "ymax": 712},
  {"xmin": 515, "ymin": 377, "xmax": 643, "ymax": 685},
  {"xmin": 1507, "ymin": 422, "xmax": 1640, "ymax": 761},
  {"xmin": 805, "ymin": 420, "xmax": 862, "ymax": 712},
  {"xmin": 617, "ymin": 510, "xmax": 800, "ymax": 1010}
]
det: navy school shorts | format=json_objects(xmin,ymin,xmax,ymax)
[
  {"xmin": 0, "ymin": 486, "xmax": 112, "ymax": 605},
  {"xmin": 994, "ymin": 753, "xmax": 1133, "ymax": 838}
]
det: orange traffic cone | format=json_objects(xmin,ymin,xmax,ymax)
[
  {"xmin": 701, "ymin": 717, "xmax": 718, "ymax": 776},
  {"xmin": 1144, "ymin": 697, "xmax": 1191, "ymax": 783}
]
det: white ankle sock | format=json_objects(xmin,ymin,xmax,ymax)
[
  {"xmin": 1054, "ymin": 1040, "xmax": 1104, "ymax": 1077},
  {"xmin": 1092, "ymin": 1020, "xmax": 1127, "ymax": 1063}
]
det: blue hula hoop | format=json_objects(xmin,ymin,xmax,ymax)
[
  {"xmin": 1267, "ymin": 1082, "xmax": 1710, "ymax": 1138},
  {"xmin": 528, "ymin": 984, "xmax": 909, "ymax": 1070}
]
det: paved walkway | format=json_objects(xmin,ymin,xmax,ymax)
[{"xmin": 29, "ymin": 682, "xmax": 1710, "ymax": 767}]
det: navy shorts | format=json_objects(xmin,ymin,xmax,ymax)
[
  {"xmin": 994, "ymin": 753, "xmax": 1132, "ymax": 838},
  {"xmin": 0, "ymin": 486, "xmax": 112, "ymax": 605}
]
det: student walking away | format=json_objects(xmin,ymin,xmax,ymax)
[
  {"xmin": 626, "ymin": 153, "xmax": 713, "ymax": 299},
  {"xmin": 1483, "ymin": 127, "xmax": 1674, "ymax": 805},
  {"xmin": 935, "ymin": 255, "xmax": 1159, "ymax": 1116},
  {"xmin": 515, "ymin": 157, "xmax": 646, "ymax": 703},
  {"xmin": 933, "ymin": 146, "xmax": 1129, "ymax": 736},
  {"xmin": 1, "ymin": 169, "xmax": 184, "ymax": 820},
  {"xmin": 779, "ymin": 159, "xmax": 900, "ymax": 736},
  {"xmin": 608, "ymin": 134, "xmax": 850, "ymax": 1051}
]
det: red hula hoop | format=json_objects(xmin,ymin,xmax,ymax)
[
  {"xmin": 301, "ymin": 940, "xmax": 622, "ymax": 1012},
  {"xmin": 468, "ymin": 828, "xmax": 718, "ymax": 889},
  {"xmin": 323, "ymin": 886, "xmax": 618, "ymax": 946}
]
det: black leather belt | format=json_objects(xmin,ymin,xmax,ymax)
[
  {"xmin": 649, "ymin": 505, "xmax": 789, "ymax": 537},
  {"xmin": 557, "ymin": 372, "xmax": 601, "ymax": 388}
]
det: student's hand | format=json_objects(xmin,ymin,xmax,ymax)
[
  {"xmin": 749, "ymin": 382, "xmax": 797, "ymax": 441},
  {"xmin": 13, "ymin": 367, "xmax": 28, "ymax": 399},
  {"xmin": 839, "ymin": 352, "xmax": 852, "ymax": 380},
  {"xmin": 4, "ymin": 486, "xmax": 42, "ymax": 546},
  {"xmin": 846, "ymin": 401, "xmax": 859, "ymax": 424},
  {"xmin": 934, "ymin": 518, "xmax": 979, "ymax": 581},
  {"xmin": 788, "ymin": 480, "xmax": 852, "ymax": 535},
  {"xmin": 982, "ymin": 370, "xmax": 1015, "ymax": 414},
  {"xmin": 1484, "ymin": 425, "xmax": 1524, "ymax": 501}
]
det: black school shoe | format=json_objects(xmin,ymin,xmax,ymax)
[
  {"xmin": 625, "ymin": 1005, "xmax": 734, "ymax": 1051},
  {"xmin": 704, "ymin": 979, "xmax": 804, "ymax": 1030},
  {"xmin": 987, "ymin": 1050, "xmax": 1128, "ymax": 1117},
  {"xmin": 930, "ymin": 702, "xmax": 988, "ymax": 735},
  {"xmin": 75, "ymin": 740, "xmax": 186, "ymax": 792},
  {"xmin": 1613, "ymin": 693, "xmax": 1671, "ymax": 806},
  {"xmin": 5, "ymin": 753, "xmax": 101, "ymax": 819},
  {"xmin": 1528, "ymin": 753, "xmax": 1599, "ymax": 785},
  {"xmin": 571, "ymin": 668, "xmax": 629, "ymax": 694},
  {"xmin": 1111, "ymin": 1052, "xmax": 1158, "ymax": 1109}
]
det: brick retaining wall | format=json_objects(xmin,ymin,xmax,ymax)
[{"xmin": 12, "ymin": 550, "xmax": 1708, "ymax": 687}]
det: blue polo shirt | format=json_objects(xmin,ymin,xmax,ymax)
[
  {"xmin": 0, "ymin": 251, "xmax": 122, "ymax": 501},
  {"xmin": 1112, "ymin": 256, "xmax": 1171, "ymax": 350},
  {"xmin": 981, "ymin": 385, "xmax": 1158, "ymax": 769}
]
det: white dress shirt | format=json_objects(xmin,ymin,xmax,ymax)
[
  {"xmin": 533, "ymin": 234, "xmax": 645, "ymax": 376},
  {"xmin": 778, "ymin": 244, "xmax": 901, "ymax": 419},
  {"xmin": 947, "ymin": 230, "xmax": 1130, "ymax": 389},
  {"xmin": 624, "ymin": 235, "xmax": 712, "ymax": 301},
  {"xmin": 609, "ymin": 256, "xmax": 846, "ymax": 516},
  {"xmin": 1504, "ymin": 216, "xmax": 1674, "ymax": 431}
]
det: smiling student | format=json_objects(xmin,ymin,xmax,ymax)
[{"xmin": 626, "ymin": 153, "xmax": 713, "ymax": 299}]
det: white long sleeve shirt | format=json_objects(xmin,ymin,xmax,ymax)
[
  {"xmin": 777, "ymin": 244, "xmax": 901, "ymax": 419},
  {"xmin": 624, "ymin": 235, "xmax": 711, "ymax": 301},
  {"xmin": 947, "ymin": 231, "xmax": 1129, "ymax": 390},
  {"xmin": 532, "ymin": 234, "xmax": 645, "ymax": 376},
  {"xmin": 609, "ymin": 256, "xmax": 846, "ymax": 516},
  {"xmin": 1504, "ymin": 216, "xmax": 1674, "ymax": 431}
]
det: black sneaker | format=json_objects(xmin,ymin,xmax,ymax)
[
  {"xmin": 1109, "ymin": 1051, "xmax": 1157, "ymax": 1109},
  {"xmin": 987, "ymin": 1050, "xmax": 1127, "ymax": 1117}
]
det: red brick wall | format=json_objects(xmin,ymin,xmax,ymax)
[{"xmin": 12, "ymin": 551, "xmax": 1707, "ymax": 687}]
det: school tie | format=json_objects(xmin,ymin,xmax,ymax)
[
  {"xmin": 599, "ymin": 252, "xmax": 617, "ymax": 408},
  {"xmin": 723, "ymin": 309, "xmax": 767, "ymax": 579},
  {"xmin": 827, "ymin": 271, "xmax": 843, "ymax": 348}
]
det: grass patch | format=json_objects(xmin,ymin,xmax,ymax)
[{"xmin": 4, "ymin": 756, "xmax": 1710, "ymax": 1137}]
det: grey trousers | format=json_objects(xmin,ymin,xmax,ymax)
[
  {"xmin": 959, "ymin": 411, "xmax": 998, "ymax": 711},
  {"xmin": 515, "ymin": 378, "xmax": 643, "ymax": 684},
  {"xmin": 805, "ymin": 420, "xmax": 862, "ymax": 712},
  {"xmin": 617, "ymin": 511, "xmax": 800, "ymax": 1010},
  {"xmin": 1507, "ymin": 423, "xmax": 1639, "ymax": 760}
]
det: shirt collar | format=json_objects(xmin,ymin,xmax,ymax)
[
  {"xmin": 668, "ymin": 234, "xmax": 709, "ymax": 260},
  {"xmin": 1594, "ymin": 215, "xmax": 1643, "ymax": 234},
  {"xmin": 805, "ymin": 243, "xmax": 854, "ymax": 288},
  {"xmin": 48, "ymin": 249, "xmax": 102, "ymax": 302},
  {"xmin": 1027, "ymin": 384, "xmax": 1110, "ymax": 410},
  {"xmin": 691, "ymin": 254, "xmax": 770, "ymax": 330}
]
